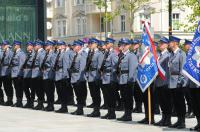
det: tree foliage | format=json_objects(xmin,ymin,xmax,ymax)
[{"xmin": 174, "ymin": 0, "xmax": 200, "ymax": 32}]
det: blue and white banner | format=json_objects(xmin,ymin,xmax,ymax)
[
  {"xmin": 182, "ymin": 21, "xmax": 200, "ymax": 86},
  {"xmin": 137, "ymin": 22, "xmax": 158, "ymax": 92}
]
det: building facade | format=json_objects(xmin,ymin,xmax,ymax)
[{"xmin": 46, "ymin": 0, "xmax": 194, "ymax": 42}]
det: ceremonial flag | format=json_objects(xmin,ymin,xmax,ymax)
[
  {"xmin": 182, "ymin": 21, "xmax": 200, "ymax": 86},
  {"xmin": 137, "ymin": 21, "xmax": 158, "ymax": 92}
]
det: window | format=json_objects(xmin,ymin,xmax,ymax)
[
  {"xmin": 55, "ymin": 0, "xmax": 63, "ymax": 8},
  {"xmin": 121, "ymin": 15, "xmax": 126, "ymax": 32},
  {"xmin": 101, "ymin": 17, "xmax": 104, "ymax": 32},
  {"xmin": 139, "ymin": 13, "xmax": 150, "ymax": 30},
  {"xmin": 74, "ymin": 0, "xmax": 84, "ymax": 5},
  {"xmin": 82, "ymin": 18, "xmax": 86, "ymax": 34},
  {"xmin": 76, "ymin": 17, "xmax": 86, "ymax": 35},
  {"xmin": 56, "ymin": 20, "xmax": 67, "ymax": 37},
  {"xmin": 172, "ymin": 13, "xmax": 180, "ymax": 31}
]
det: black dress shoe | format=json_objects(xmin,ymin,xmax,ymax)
[
  {"xmin": 101, "ymin": 113, "xmax": 109, "ymax": 119},
  {"xmin": 71, "ymin": 106, "xmax": 84, "ymax": 115},
  {"xmin": 23, "ymin": 102, "xmax": 34, "ymax": 109},
  {"xmin": 33, "ymin": 103, "xmax": 44, "ymax": 110},
  {"xmin": 12, "ymin": 102, "xmax": 23, "ymax": 108},
  {"xmin": 4, "ymin": 100, "xmax": 13, "ymax": 106},
  {"xmin": 117, "ymin": 110, "xmax": 132, "ymax": 121},
  {"xmin": 138, "ymin": 118, "xmax": 148, "ymax": 124},
  {"xmin": 163, "ymin": 115, "xmax": 171, "ymax": 127},
  {"xmin": 44, "ymin": 105, "xmax": 54, "ymax": 112},
  {"xmin": 55, "ymin": 107, "xmax": 68, "ymax": 113},
  {"xmin": 106, "ymin": 108, "xmax": 115, "ymax": 119},
  {"xmin": 169, "ymin": 117, "xmax": 185, "ymax": 129},
  {"xmin": 87, "ymin": 109, "xmax": 100, "ymax": 117}
]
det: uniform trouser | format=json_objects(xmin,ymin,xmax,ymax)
[
  {"xmin": 119, "ymin": 83, "xmax": 134, "ymax": 110},
  {"xmin": 68, "ymin": 80, "xmax": 74, "ymax": 102},
  {"xmin": 32, "ymin": 77, "xmax": 44, "ymax": 101},
  {"xmin": 55, "ymin": 79, "xmax": 71, "ymax": 106},
  {"xmin": 23, "ymin": 78, "xmax": 35, "ymax": 101},
  {"xmin": 142, "ymin": 86, "xmax": 154, "ymax": 119},
  {"xmin": 88, "ymin": 80, "xmax": 101, "ymax": 108},
  {"xmin": 100, "ymin": 80, "xmax": 108, "ymax": 106},
  {"xmin": 72, "ymin": 81, "xmax": 87, "ymax": 107},
  {"xmin": 0, "ymin": 77, "xmax": 4, "ymax": 98},
  {"xmin": 2, "ymin": 76, "xmax": 13, "ymax": 99},
  {"xmin": 190, "ymin": 88, "xmax": 200, "ymax": 118},
  {"xmin": 115, "ymin": 83, "xmax": 122, "ymax": 106},
  {"xmin": 13, "ymin": 77, "xmax": 23, "ymax": 100},
  {"xmin": 102, "ymin": 83, "xmax": 116, "ymax": 108},
  {"xmin": 170, "ymin": 88, "xmax": 186, "ymax": 117},
  {"xmin": 44, "ymin": 79, "xmax": 55, "ymax": 104},
  {"xmin": 134, "ymin": 82, "xmax": 143, "ymax": 106},
  {"xmin": 55, "ymin": 82, "xmax": 62, "ymax": 101},
  {"xmin": 157, "ymin": 85, "xmax": 172, "ymax": 115},
  {"xmin": 183, "ymin": 87, "xmax": 193, "ymax": 112}
]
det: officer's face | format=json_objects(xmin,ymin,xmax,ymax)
[
  {"xmin": 159, "ymin": 43, "xmax": 168, "ymax": 51},
  {"xmin": 91, "ymin": 43, "xmax": 97, "ymax": 49},
  {"xmin": 2, "ymin": 45, "xmax": 8, "ymax": 50},
  {"xmin": 27, "ymin": 45, "xmax": 33, "ymax": 51},
  {"xmin": 102, "ymin": 45, "xmax": 107, "ymax": 50},
  {"xmin": 87, "ymin": 43, "xmax": 92, "ymax": 49},
  {"xmin": 184, "ymin": 44, "xmax": 191, "ymax": 52},
  {"xmin": 169, "ymin": 41, "xmax": 177, "ymax": 50},
  {"xmin": 45, "ymin": 45, "xmax": 51, "ymax": 51},
  {"xmin": 133, "ymin": 44, "xmax": 140, "ymax": 50},
  {"xmin": 106, "ymin": 43, "xmax": 113, "ymax": 49},
  {"xmin": 14, "ymin": 45, "xmax": 20, "ymax": 50},
  {"xmin": 123, "ymin": 45, "xmax": 130, "ymax": 52},
  {"xmin": 34, "ymin": 45, "xmax": 41, "ymax": 51},
  {"xmin": 73, "ymin": 45, "xmax": 81, "ymax": 52}
]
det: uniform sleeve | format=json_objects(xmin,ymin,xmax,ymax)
[
  {"xmin": 79, "ymin": 52, "xmax": 87, "ymax": 80},
  {"xmin": 128, "ymin": 53, "xmax": 138, "ymax": 82}
]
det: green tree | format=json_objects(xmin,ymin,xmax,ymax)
[{"xmin": 175, "ymin": 0, "xmax": 200, "ymax": 32}]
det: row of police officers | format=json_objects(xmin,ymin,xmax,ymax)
[{"xmin": 0, "ymin": 36, "xmax": 199, "ymax": 131}]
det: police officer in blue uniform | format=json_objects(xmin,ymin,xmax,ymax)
[
  {"xmin": 98, "ymin": 40, "xmax": 108, "ymax": 109},
  {"xmin": 116, "ymin": 38, "xmax": 138, "ymax": 121},
  {"xmin": 54, "ymin": 40, "xmax": 71, "ymax": 113},
  {"xmin": 168, "ymin": 36, "xmax": 186, "ymax": 129},
  {"xmin": 42, "ymin": 40, "xmax": 56, "ymax": 111},
  {"xmin": 86, "ymin": 38, "xmax": 102, "ymax": 117},
  {"xmin": 0, "ymin": 40, "xmax": 14, "ymax": 106},
  {"xmin": 31, "ymin": 40, "xmax": 46, "ymax": 110},
  {"xmin": 70, "ymin": 40, "xmax": 87, "ymax": 115},
  {"xmin": 22, "ymin": 41, "xmax": 36, "ymax": 108},
  {"xmin": 10, "ymin": 40, "xmax": 26, "ymax": 107},
  {"xmin": 131, "ymin": 39, "xmax": 143, "ymax": 113},
  {"xmin": 100, "ymin": 38, "xmax": 118, "ymax": 119},
  {"xmin": 154, "ymin": 37, "xmax": 171, "ymax": 126}
]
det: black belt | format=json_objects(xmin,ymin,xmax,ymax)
[
  {"xmin": 119, "ymin": 70, "xmax": 129, "ymax": 74},
  {"xmin": 171, "ymin": 71, "xmax": 180, "ymax": 75},
  {"xmin": 70, "ymin": 69, "xmax": 79, "ymax": 73},
  {"xmin": 103, "ymin": 69, "xmax": 111, "ymax": 73},
  {"xmin": 89, "ymin": 67, "xmax": 97, "ymax": 71}
]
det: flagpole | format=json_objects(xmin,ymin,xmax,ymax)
[{"xmin": 148, "ymin": 87, "xmax": 151, "ymax": 125}]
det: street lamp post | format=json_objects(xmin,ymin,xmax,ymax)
[{"xmin": 169, "ymin": 0, "xmax": 172, "ymax": 36}]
